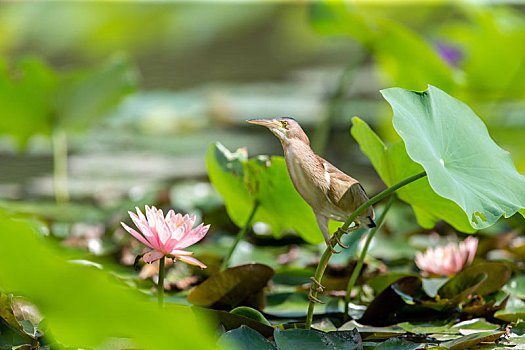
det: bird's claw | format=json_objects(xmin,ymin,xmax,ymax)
[
  {"xmin": 327, "ymin": 238, "xmax": 341, "ymax": 254},
  {"xmin": 308, "ymin": 277, "xmax": 325, "ymax": 304},
  {"xmin": 331, "ymin": 232, "xmax": 349, "ymax": 249}
]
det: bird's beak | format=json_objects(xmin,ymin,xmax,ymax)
[{"xmin": 247, "ymin": 119, "xmax": 279, "ymax": 129}]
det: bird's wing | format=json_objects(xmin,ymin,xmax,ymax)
[{"xmin": 318, "ymin": 156, "xmax": 373, "ymax": 218}]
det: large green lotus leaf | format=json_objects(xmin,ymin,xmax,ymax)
[
  {"xmin": 382, "ymin": 85, "xmax": 525, "ymax": 229},
  {"xmin": 0, "ymin": 58, "xmax": 57, "ymax": 148},
  {"xmin": 54, "ymin": 55, "xmax": 138, "ymax": 132},
  {"xmin": 206, "ymin": 142, "xmax": 322, "ymax": 244},
  {"xmin": 351, "ymin": 117, "xmax": 473, "ymax": 232}
]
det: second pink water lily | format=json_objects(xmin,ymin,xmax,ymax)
[
  {"xmin": 121, "ymin": 206, "xmax": 209, "ymax": 268},
  {"xmin": 415, "ymin": 236, "xmax": 478, "ymax": 276}
]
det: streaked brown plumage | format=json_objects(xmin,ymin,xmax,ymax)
[{"xmin": 248, "ymin": 117, "xmax": 375, "ymax": 247}]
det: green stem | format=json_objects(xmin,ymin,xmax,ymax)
[
  {"xmin": 304, "ymin": 171, "xmax": 426, "ymax": 329},
  {"xmin": 343, "ymin": 195, "xmax": 395, "ymax": 321},
  {"xmin": 221, "ymin": 201, "xmax": 260, "ymax": 270},
  {"xmin": 52, "ymin": 129, "xmax": 69, "ymax": 204},
  {"xmin": 158, "ymin": 257, "xmax": 165, "ymax": 308}
]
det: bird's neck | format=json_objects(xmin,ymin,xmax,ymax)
[{"xmin": 280, "ymin": 133, "xmax": 310, "ymax": 149}]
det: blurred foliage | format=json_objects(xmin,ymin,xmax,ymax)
[
  {"xmin": 0, "ymin": 55, "xmax": 137, "ymax": 149},
  {"xmin": 0, "ymin": 211, "xmax": 215, "ymax": 349}
]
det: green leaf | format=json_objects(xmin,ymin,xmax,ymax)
[
  {"xmin": 367, "ymin": 273, "xmax": 419, "ymax": 296},
  {"xmin": 436, "ymin": 272, "xmax": 487, "ymax": 307},
  {"xmin": 503, "ymin": 274, "xmax": 525, "ymax": 299},
  {"xmin": 196, "ymin": 309, "xmax": 275, "ymax": 339},
  {"xmin": 448, "ymin": 262, "xmax": 511, "ymax": 297},
  {"xmin": 230, "ymin": 307, "xmax": 271, "ymax": 326},
  {"xmin": 350, "ymin": 117, "xmax": 473, "ymax": 232},
  {"xmin": 206, "ymin": 142, "xmax": 322, "ymax": 243},
  {"xmin": 186, "ymin": 263, "xmax": 274, "ymax": 308},
  {"xmin": 273, "ymin": 328, "xmax": 361, "ymax": 350},
  {"xmin": 382, "ymin": 85, "xmax": 525, "ymax": 229},
  {"xmin": 217, "ymin": 326, "xmax": 277, "ymax": 350},
  {"xmin": 0, "ymin": 211, "xmax": 215, "ymax": 349},
  {"xmin": 373, "ymin": 337, "xmax": 420, "ymax": 350},
  {"xmin": 0, "ymin": 293, "xmax": 38, "ymax": 348},
  {"xmin": 0, "ymin": 57, "xmax": 57, "ymax": 148},
  {"xmin": 54, "ymin": 55, "xmax": 138, "ymax": 132},
  {"xmin": 440, "ymin": 331, "xmax": 505, "ymax": 350}
]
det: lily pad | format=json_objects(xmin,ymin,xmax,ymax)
[
  {"xmin": 351, "ymin": 117, "xmax": 473, "ymax": 232},
  {"xmin": 206, "ymin": 142, "xmax": 322, "ymax": 244},
  {"xmin": 187, "ymin": 263, "xmax": 274, "ymax": 309},
  {"xmin": 195, "ymin": 308, "xmax": 275, "ymax": 339},
  {"xmin": 230, "ymin": 307, "xmax": 271, "ymax": 326},
  {"xmin": 382, "ymin": 85, "xmax": 525, "ymax": 229},
  {"xmin": 359, "ymin": 276, "xmax": 433, "ymax": 326},
  {"xmin": 217, "ymin": 325, "xmax": 277, "ymax": 350},
  {"xmin": 451, "ymin": 262, "xmax": 511, "ymax": 296},
  {"xmin": 373, "ymin": 338, "xmax": 421, "ymax": 350},
  {"xmin": 273, "ymin": 328, "xmax": 361, "ymax": 350},
  {"xmin": 439, "ymin": 331, "xmax": 505, "ymax": 350},
  {"xmin": 503, "ymin": 274, "xmax": 525, "ymax": 299}
]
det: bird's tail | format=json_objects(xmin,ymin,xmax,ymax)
[{"xmin": 357, "ymin": 216, "xmax": 376, "ymax": 228}]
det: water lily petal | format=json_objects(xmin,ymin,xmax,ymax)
[
  {"xmin": 174, "ymin": 224, "xmax": 210, "ymax": 249},
  {"xmin": 169, "ymin": 249, "xmax": 194, "ymax": 256},
  {"xmin": 129, "ymin": 211, "xmax": 154, "ymax": 238},
  {"xmin": 176, "ymin": 255, "xmax": 207, "ymax": 269},
  {"xmin": 143, "ymin": 250, "xmax": 165, "ymax": 263},
  {"xmin": 121, "ymin": 222, "xmax": 153, "ymax": 248}
]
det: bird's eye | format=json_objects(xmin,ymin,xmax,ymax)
[{"xmin": 281, "ymin": 121, "xmax": 288, "ymax": 128}]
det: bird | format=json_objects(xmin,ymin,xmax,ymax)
[{"xmin": 247, "ymin": 117, "xmax": 375, "ymax": 252}]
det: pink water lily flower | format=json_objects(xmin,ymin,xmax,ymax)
[
  {"xmin": 415, "ymin": 236, "xmax": 478, "ymax": 276},
  {"xmin": 121, "ymin": 206, "xmax": 209, "ymax": 268}
]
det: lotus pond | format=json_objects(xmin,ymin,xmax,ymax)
[{"xmin": 0, "ymin": 2, "xmax": 524, "ymax": 350}]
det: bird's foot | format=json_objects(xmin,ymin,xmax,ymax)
[
  {"xmin": 327, "ymin": 237, "xmax": 341, "ymax": 254},
  {"xmin": 330, "ymin": 231, "xmax": 349, "ymax": 249},
  {"xmin": 308, "ymin": 277, "xmax": 325, "ymax": 304}
]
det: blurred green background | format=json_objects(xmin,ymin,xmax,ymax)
[{"xmin": 0, "ymin": 1, "xmax": 524, "ymax": 348}]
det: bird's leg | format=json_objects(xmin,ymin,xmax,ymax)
[
  {"xmin": 308, "ymin": 277, "xmax": 325, "ymax": 304},
  {"xmin": 315, "ymin": 213, "xmax": 340, "ymax": 254}
]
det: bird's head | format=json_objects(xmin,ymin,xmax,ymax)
[{"xmin": 247, "ymin": 117, "xmax": 309, "ymax": 145}]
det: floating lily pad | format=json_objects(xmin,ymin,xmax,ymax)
[
  {"xmin": 382, "ymin": 85, "xmax": 525, "ymax": 229},
  {"xmin": 359, "ymin": 276, "xmax": 433, "ymax": 326},
  {"xmin": 439, "ymin": 331, "xmax": 505, "ymax": 350},
  {"xmin": 373, "ymin": 337, "xmax": 421, "ymax": 350},
  {"xmin": 206, "ymin": 142, "xmax": 322, "ymax": 244},
  {"xmin": 187, "ymin": 263, "xmax": 274, "ymax": 309},
  {"xmin": 217, "ymin": 325, "xmax": 277, "ymax": 350},
  {"xmin": 273, "ymin": 328, "xmax": 361, "ymax": 350},
  {"xmin": 503, "ymin": 274, "xmax": 525, "ymax": 299},
  {"xmin": 230, "ymin": 307, "xmax": 271, "ymax": 326},
  {"xmin": 451, "ymin": 262, "xmax": 511, "ymax": 296},
  {"xmin": 367, "ymin": 273, "xmax": 419, "ymax": 296}
]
